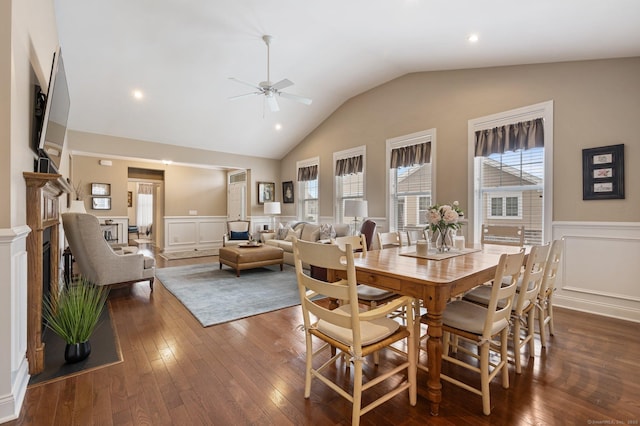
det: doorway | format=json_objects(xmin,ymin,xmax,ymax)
[
  {"xmin": 128, "ymin": 167, "xmax": 165, "ymax": 249},
  {"xmin": 227, "ymin": 171, "xmax": 247, "ymax": 220}
]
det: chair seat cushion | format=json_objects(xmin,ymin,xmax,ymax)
[
  {"xmin": 441, "ymin": 300, "xmax": 509, "ymax": 336},
  {"xmin": 317, "ymin": 304, "xmax": 400, "ymax": 346},
  {"xmin": 357, "ymin": 285, "xmax": 397, "ymax": 301},
  {"xmin": 464, "ymin": 283, "xmax": 530, "ymax": 311}
]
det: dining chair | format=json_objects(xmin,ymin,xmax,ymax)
[
  {"xmin": 481, "ymin": 224, "xmax": 525, "ymax": 247},
  {"xmin": 336, "ymin": 234, "xmax": 403, "ymax": 362},
  {"xmin": 405, "ymin": 229, "xmax": 423, "ymax": 246},
  {"xmin": 537, "ymin": 238, "xmax": 565, "ymax": 347},
  {"xmin": 420, "ymin": 250, "xmax": 525, "ymax": 415},
  {"xmin": 359, "ymin": 219, "xmax": 377, "ymax": 252},
  {"xmin": 292, "ymin": 238, "xmax": 416, "ymax": 426},
  {"xmin": 463, "ymin": 243, "xmax": 550, "ymax": 373},
  {"xmin": 376, "ymin": 231, "xmax": 402, "ymax": 249}
]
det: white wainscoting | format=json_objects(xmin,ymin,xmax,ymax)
[
  {"xmin": 163, "ymin": 216, "xmax": 227, "ymax": 253},
  {"xmin": 0, "ymin": 226, "xmax": 31, "ymax": 423},
  {"xmin": 553, "ymin": 221, "xmax": 640, "ymax": 323}
]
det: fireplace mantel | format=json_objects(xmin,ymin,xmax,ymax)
[{"xmin": 23, "ymin": 172, "xmax": 71, "ymax": 374}]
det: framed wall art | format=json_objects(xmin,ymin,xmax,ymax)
[
  {"xmin": 258, "ymin": 182, "xmax": 275, "ymax": 205},
  {"xmin": 92, "ymin": 197, "xmax": 111, "ymax": 210},
  {"xmin": 91, "ymin": 182, "xmax": 111, "ymax": 196},
  {"xmin": 582, "ymin": 144, "xmax": 624, "ymax": 200},
  {"xmin": 282, "ymin": 181, "xmax": 294, "ymax": 203},
  {"xmin": 127, "ymin": 191, "xmax": 133, "ymax": 207}
]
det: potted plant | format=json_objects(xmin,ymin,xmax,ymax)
[{"xmin": 42, "ymin": 278, "xmax": 109, "ymax": 363}]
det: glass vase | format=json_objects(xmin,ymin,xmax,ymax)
[{"xmin": 435, "ymin": 227, "xmax": 453, "ymax": 253}]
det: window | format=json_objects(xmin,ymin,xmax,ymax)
[
  {"xmin": 297, "ymin": 157, "xmax": 319, "ymax": 222},
  {"xmin": 386, "ymin": 129, "xmax": 435, "ymax": 232},
  {"xmin": 470, "ymin": 101, "xmax": 553, "ymax": 245},
  {"xmin": 334, "ymin": 146, "xmax": 365, "ymax": 224},
  {"xmin": 488, "ymin": 192, "xmax": 522, "ymax": 219}
]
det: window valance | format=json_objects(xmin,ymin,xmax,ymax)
[
  {"xmin": 390, "ymin": 142, "xmax": 431, "ymax": 169},
  {"xmin": 335, "ymin": 155, "xmax": 363, "ymax": 176},
  {"xmin": 137, "ymin": 183, "xmax": 154, "ymax": 195},
  {"xmin": 297, "ymin": 164, "xmax": 318, "ymax": 181},
  {"xmin": 474, "ymin": 118, "xmax": 544, "ymax": 157}
]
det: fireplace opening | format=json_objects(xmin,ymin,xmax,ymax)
[{"xmin": 41, "ymin": 226, "xmax": 51, "ymax": 333}]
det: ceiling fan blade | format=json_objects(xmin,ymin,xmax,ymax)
[
  {"xmin": 228, "ymin": 77, "xmax": 262, "ymax": 90},
  {"xmin": 266, "ymin": 95, "xmax": 280, "ymax": 112},
  {"xmin": 278, "ymin": 91, "xmax": 313, "ymax": 105},
  {"xmin": 271, "ymin": 78, "xmax": 294, "ymax": 91},
  {"xmin": 229, "ymin": 92, "xmax": 261, "ymax": 101}
]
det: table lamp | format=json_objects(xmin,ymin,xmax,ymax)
[
  {"xmin": 344, "ymin": 199, "xmax": 368, "ymax": 235},
  {"xmin": 263, "ymin": 201, "xmax": 281, "ymax": 230}
]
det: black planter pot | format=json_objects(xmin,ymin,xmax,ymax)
[{"xmin": 64, "ymin": 341, "xmax": 91, "ymax": 363}]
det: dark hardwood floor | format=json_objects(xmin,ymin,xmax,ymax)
[{"xmin": 10, "ymin": 243, "xmax": 640, "ymax": 425}]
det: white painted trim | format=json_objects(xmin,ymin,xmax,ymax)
[
  {"xmin": 385, "ymin": 128, "xmax": 436, "ymax": 232},
  {"xmin": 468, "ymin": 100, "xmax": 553, "ymax": 245}
]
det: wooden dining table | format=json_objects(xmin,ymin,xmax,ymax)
[{"xmin": 331, "ymin": 244, "xmax": 525, "ymax": 416}]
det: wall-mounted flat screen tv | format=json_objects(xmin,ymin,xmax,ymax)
[{"xmin": 34, "ymin": 47, "xmax": 70, "ymax": 173}]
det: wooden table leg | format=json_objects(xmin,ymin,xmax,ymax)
[
  {"xmin": 422, "ymin": 288, "xmax": 449, "ymax": 416},
  {"xmin": 424, "ymin": 309, "xmax": 443, "ymax": 415}
]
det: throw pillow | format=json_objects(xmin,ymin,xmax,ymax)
[
  {"xmin": 319, "ymin": 223, "xmax": 336, "ymax": 240},
  {"xmin": 284, "ymin": 227, "xmax": 302, "ymax": 242},
  {"xmin": 230, "ymin": 231, "xmax": 250, "ymax": 240},
  {"xmin": 276, "ymin": 227, "xmax": 289, "ymax": 240}
]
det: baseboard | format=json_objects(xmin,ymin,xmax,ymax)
[
  {"xmin": 555, "ymin": 294, "xmax": 640, "ymax": 323},
  {"xmin": 0, "ymin": 357, "xmax": 29, "ymax": 423}
]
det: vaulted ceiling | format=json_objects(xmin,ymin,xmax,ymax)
[{"xmin": 54, "ymin": 0, "xmax": 640, "ymax": 160}]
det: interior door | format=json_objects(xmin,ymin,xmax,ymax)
[{"xmin": 227, "ymin": 172, "xmax": 246, "ymax": 220}]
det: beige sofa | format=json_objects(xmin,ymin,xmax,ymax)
[{"xmin": 265, "ymin": 222, "xmax": 350, "ymax": 265}]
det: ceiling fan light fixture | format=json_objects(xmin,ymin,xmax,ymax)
[{"xmin": 228, "ymin": 34, "xmax": 312, "ymax": 111}]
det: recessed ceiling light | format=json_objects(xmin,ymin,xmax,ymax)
[
  {"xmin": 468, "ymin": 34, "xmax": 479, "ymax": 43},
  {"xmin": 275, "ymin": 123, "xmax": 282, "ymax": 131},
  {"xmin": 133, "ymin": 90, "xmax": 144, "ymax": 99}
]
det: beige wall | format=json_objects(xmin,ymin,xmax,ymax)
[
  {"xmin": 67, "ymin": 130, "xmax": 280, "ymax": 218},
  {"xmin": 72, "ymin": 154, "xmax": 228, "ymax": 218},
  {"xmin": 280, "ymin": 57, "xmax": 640, "ymax": 224}
]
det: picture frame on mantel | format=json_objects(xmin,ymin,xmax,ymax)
[
  {"xmin": 582, "ymin": 144, "xmax": 624, "ymax": 200},
  {"xmin": 258, "ymin": 182, "xmax": 275, "ymax": 205}
]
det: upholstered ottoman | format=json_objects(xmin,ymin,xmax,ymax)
[{"xmin": 219, "ymin": 244, "xmax": 284, "ymax": 277}]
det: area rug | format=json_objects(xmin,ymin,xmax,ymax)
[
  {"xmin": 28, "ymin": 302, "xmax": 122, "ymax": 387},
  {"xmin": 160, "ymin": 249, "xmax": 219, "ymax": 260},
  {"xmin": 155, "ymin": 263, "xmax": 300, "ymax": 327}
]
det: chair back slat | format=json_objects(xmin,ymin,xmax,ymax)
[
  {"xmin": 539, "ymin": 238, "xmax": 564, "ymax": 299},
  {"xmin": 513, "ymin": 243, "xmax": 550, "ymax": 314},
  {"xmin": 335, "ymin": 235, "xmax": 367, "ymax": 254},
  {"xmin": 377, "ymin": 231, "xmax": 401, "ymax": 249},
  {"xmin": 481, "ymin": 224, "xmax": 525, "ymax": 246},
  {"xmin": 483, "ymin": 251, "xmax": 525, "ymax": 339}
]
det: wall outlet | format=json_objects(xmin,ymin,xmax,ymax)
[{"xmin": 189, "ymin": 210, "xmax": 198, "ymax": 215}]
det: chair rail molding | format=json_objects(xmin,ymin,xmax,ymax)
[{"xmin": 552, "ymin": 221, "xmax": 640, "ymax": 323}]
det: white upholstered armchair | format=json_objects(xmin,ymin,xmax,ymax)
[
  {"xmin": 222, "ymin": 220, "xmax": 252, "ymax": 246},
  {"xmin": 62, "ymin": 213, "xmax": 155, "ymax": 289}
]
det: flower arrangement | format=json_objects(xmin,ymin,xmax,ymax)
[
  {"xmin": 426, "ymin": 201, "xmax": 464, "ymax": 232},
  {"xmin": 426, "ymin": 201, "xmax": 464, "ymax": 251}
]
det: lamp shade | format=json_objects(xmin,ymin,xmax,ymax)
[
  {"xmin": 264, "ymin": 201, "xmax": 281, "ymax": 215},
  {"xmin": 344, "ymin": 200, "xmax": 368, "ymax": 218}
]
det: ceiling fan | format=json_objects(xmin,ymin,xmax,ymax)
[{"xmin": 229, "ymin": 35, "xmax": 312, "ymax": 112}]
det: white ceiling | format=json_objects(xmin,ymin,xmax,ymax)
[{"xmin": 53, "ymin": 0, "xmax": 640, "ymax": 160}]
